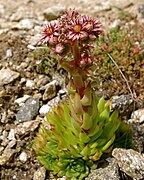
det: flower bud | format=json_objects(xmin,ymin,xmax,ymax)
[
  {"xmin": 49, "ymin": 36, "xmax": 58, "ymax": 45},
  {"xmin": 55, "ymin": 43, "xmax": 65, "ymax": 54},
  {"xmin": 80, "ymin": 31, "xmax": 88, "ymax": 41},
  {"xmin": 89, "ymin": 34, "xmax": 96, "ymax": 41}
]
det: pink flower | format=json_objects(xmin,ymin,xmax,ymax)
[
  {"xmin": 41, "ymin": 21, "xmax": 59, "ymax": 44},
  {"xmin": 40, "ymin": 9, "xmax": 103, "ymax": 69},
  {"xmin": 82, "ymin": 15, "xmax": 102, "ymax": 37},
  {"xmin": 55, "ymin": 43, "xmax": 65, "ymax": 54},
  {"xmin": 80, "ymin": 51, "xmax": 93, "ymax": 67},
  {"xmin": 68, "ymin": 19, "xmax": 88, "ymax": 42}
]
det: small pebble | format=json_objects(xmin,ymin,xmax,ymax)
[
  {"xmin": 19, "ymin": 151, "xmax": 28, "ymax": 163},
  {"xmin": 26, "ymin": 80, "xmax": 35, "ymax": 88},
  {"xmin": 8, "ymin": 129, "xmax": 15, "ymax": 141},
  {"xmin": 6, "ymin": 49, "xmax": 13, "ymax": 58},
  {"xmin": 27, "ymin": 44, "xmax": 36, "ymax": 50},
  {"xmin": 39, "ymin": 104, "xmax": 51, "ymax": 116},
  {"xmin": 14, "ymin": 95, "xmax": 31, "ymax": 106}
]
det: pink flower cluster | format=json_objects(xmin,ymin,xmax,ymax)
[{"xmin": 41, "ymin": 9, "xmax": 102, "ymax": 68}]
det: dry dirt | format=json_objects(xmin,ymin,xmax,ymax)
[{"xmin": 0, "ymin": 0, "xmax": 144, "ymax": 180}]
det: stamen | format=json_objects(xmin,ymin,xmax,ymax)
[{"xmin": 73, "ymin": 25, "xmax": 82, "ymax": 32}]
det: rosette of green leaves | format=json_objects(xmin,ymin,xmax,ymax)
[{"xmin": 33, "ymin": 86, "xmax": 123, "ymax": 179}]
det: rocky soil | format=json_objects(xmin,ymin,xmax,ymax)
[{"xmin": 0, "ymin": 0, "xmax": 144, "ymax": 180}]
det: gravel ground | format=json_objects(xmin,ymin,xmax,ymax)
[{"xmin": 0, "ymin": 0, "xmax": 144, "ymax": 179}]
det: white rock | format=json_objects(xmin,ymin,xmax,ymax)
[
  {"xmin": 39, "ymin": 104, "xmax": 51, "ymax": 116},
  {"xmin": 6, "ymin": 49, "xmax": 13, "ymax": 58},
  {"xmin": 131, "ymin": 109, "xmax": 144, "ymax": 123},
  {"xmin": 27, "ymin": 44, "xmax": 36, "ymax": 50},
  {"xmin": 26, "ymin": 80, "xmax": 35, "ymax": 88},
  {"xmin": 0, "ymin": 4, "xmax": 5, "ymax": 15},
  {"xmin": 0, "ymin": 28, "xmax": 9, "ymax": 35},
  {"xmin": 20, "ymin": 19, "xmax": 34, "ymax": 29},
  {"xmin": 14, "ymin": 95, "xmax": 30, "ymax": 106},
  {"xmin": 0, "ymin": 68, "xmax": 19, "ymax": 86},
  {"xmin": 8, "ymin": 129, "xmax": 15, "ymax": 141},
  {"xmin": 14, "ymin": 18, "xmax": 37, "ymax": 30},
  {"xmin": 19, "ymin": 151, "xmax": 28, "ymax": 163},
  {"xmin": 13, "ymin": 175, "xmax": 17, "ymax": 179},
  {"xmin": 33, "ymin": 166, "xmax": 46, "ymax": 180}
]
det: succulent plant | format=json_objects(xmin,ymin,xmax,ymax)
[
  {"xmin": 33, "ymin": 89, "xmax": 120, "ymax": 179},
  {"xmin": 33, "ymin": 9, "xmax": 133, "ymax": 179}
]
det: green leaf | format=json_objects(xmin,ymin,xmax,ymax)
[
  {"xmin": 97, "ymin": 97, "xmax": 105, "ymax": 113},
  {"xmin": 73, "ymin": 93, "xmax": 83, "ymax": 115},
  {"xmin": 81, "ymin": 85, "xmax": 92, "ymax": 106},
  {"xmin": 81, "ymin": 112, "xmax": 93, "ymax": 130},
  {"xmin": 79, "ymin": 132, "xmax": 90, "ymax": 143},
  {"xmin": 98, "ymin": 106, "xmax": 110, "ymax": 121},
  {"xmin": 80, "ymin": 145, "xmax": 91, "ymax": 156}
]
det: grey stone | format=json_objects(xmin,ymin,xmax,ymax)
[
  {"xmin": 0, "ymin": 68, "xmax": 19, "ymax": 86},
  {"xmin": 128, "ymin": 120, "xmax": 143, "ymax": 152},
  {"xmin": 42, "ymin": 80, "xmax": 57, "ymax": 101},
  {"xmin": 36, "ymin": 76, "xmax": 50, "ymax": 88},
  {"xmin": 52, "ymin": 73, "xmax": 66, "ymax": 89},
  {"xmin": 33, "ymin": 167, "xmax": 46, "ymax": 180},
  {"xmin": 86, "ymin": 158, "xmax": 120, "ymax": 180},
  {"xmin": 47, "ymin": 96, "xmax": 60, "ymax": 108},
  {"xmin": 112, "ymin": 94, "xmax": 134, "ymax": 119},
  {"xmin": 43, "ymin": 4, "xmax": 66, "ymax": 21},
  {"xmin": 128, "ymin": 109, "xmax": 144, "ymax": 152},
  {"xmin": 112, "ymin": 94, "xmax": 133, "ymax": 109},
  {"xmin": 16, "ymin": 98, "xmax": 39, "ymax": 122},
  {"xmin": 112, "ymin": 148, "xmax": 144, "ymax": 180},
  {"xmin": 138, "ymin": 4, "xmax": 144, "ymax": 18}
]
